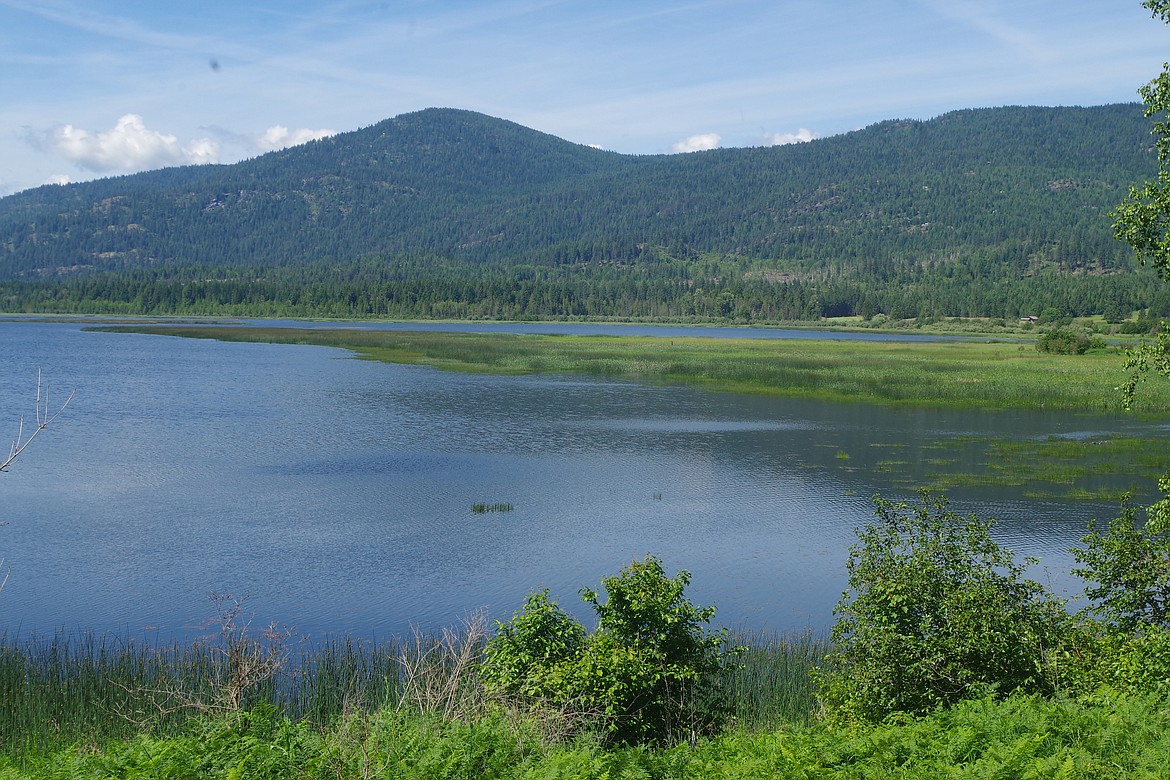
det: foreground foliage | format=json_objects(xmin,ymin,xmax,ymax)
[
  {"xmin": 3, "ymin": 692, "xmax": 1170, "ymax": 779},
  {"xmin": 0, "ymin": 610, "xmax": 819, "ymax": 765},
  {"xmin": 1074, "ymin": 476, "xmax": 1170, "ymax": 632}
]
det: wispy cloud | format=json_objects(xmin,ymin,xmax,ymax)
[
  {"xmin": 0, "ymin": 0, "xmax": 239, "ymax": 56},
  {"xmin": 916, "ymin": 0, "xmax": 1056, "ymax": 62},
  {"xmin": 672, "ymin": 133, "xmax": 721, "ymax": 153}
]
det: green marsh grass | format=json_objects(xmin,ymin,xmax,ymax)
[
  {"xmin": 920, "ymin": 434, "xmax": 1167, "ymax": 499},
  {"xmin": 0, "ymin": 631, "xmax": 409, "ymax": 762},
  {"xmin": 719, "ymin": 630, "xmax": 827, "ymax": 730},
  {"xmin": 96, "ymin": 325, "xmax": 1170, "ymax": 413}
]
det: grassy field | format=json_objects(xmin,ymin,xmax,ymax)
[{"xmin": 98, "ymin": 325, "xmax": 1170, "ymax": 413}]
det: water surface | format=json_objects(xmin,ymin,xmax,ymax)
[{"xmin": 0, "ymin": 321, "xmax": 1156, "ymax": 640}]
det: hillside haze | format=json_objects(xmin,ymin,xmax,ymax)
[{"xmin": 1, "ymin": 104, "xmax": 1165, "ymax": 322}]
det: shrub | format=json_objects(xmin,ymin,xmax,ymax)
[
  {"xmin": 1036, "ymin": 328, "xmax": 1092, "ymax": 354},
  {"xmin": 1119, "ymin": 317, "xmax": 1160, "ymax": 334},
  {"xmin": 482, "ymin": 555, "xmax": 736, "ymax": 745},
  {"xmin": 578, "ymin": 556, "xmax": 733, "ymax": 744},
  {"xmin": 1055, "ymin": 622, "xmax": 1170, "ymax": 699},
  {"xmin": 817, "ymin": 492, "xmax": 1070, "ymax": 722},
  {"xmin": 480, "ymin": 590, "xmax": 585, "ymax": 702},
  {"xmin": 1073, "ymin": 475, "xmax": 1170, "ymax": 631}
]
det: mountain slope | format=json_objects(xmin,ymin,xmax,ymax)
[{"xmin": 0, "ymin": 104, "xmax": 1163, "ymax": 321}]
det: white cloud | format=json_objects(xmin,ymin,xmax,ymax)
[
  {"xmin": 671, "ymin": 132, "xmax": 721, "ymax": 153},
  {"xmin": 183, "ymin": 138, "xmax": 220, "ymax": 165},
  {"xmin": 44, "ymin": 174, "xmax": 72, "ymax": 186},
  {"xmin": 48, "ymin": 114, "xmax": 220, "ymax": 173},
  {"xmin": 762, "ymin": 128, "xmax": 816, "ymax": 146},
  {"xmin": 257, "ymin": 125, "xmax": 337, "ymax": 152}
]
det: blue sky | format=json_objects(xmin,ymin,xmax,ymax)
[{"xmin": 1, "ymin": 0, "xmax": 1166, "ymax": 195}]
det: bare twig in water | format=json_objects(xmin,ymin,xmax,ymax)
[{"xmin": 2, "ymin": 368, "xmax": 75, "ymax": 473}]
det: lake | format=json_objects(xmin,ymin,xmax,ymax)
[{"xmin": 0, "ymin": 319, "xmax": 1159, "ymax": 641}]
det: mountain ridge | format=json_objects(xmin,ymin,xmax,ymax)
[{"xmin": 1, "ymin": 104, "xmax": 1165, "ymax": 322}]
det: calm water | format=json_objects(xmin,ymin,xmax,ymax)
[{"xmin": 0, "ymin": 321, "xmax": 1160, "ymax": 640}]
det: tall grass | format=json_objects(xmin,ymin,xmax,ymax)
[
  {"xmin": 8, "ymin": 626, "xmax": 1170, "ymax": 777},
  {"xmin": 0, "ymin": 631, "xmax": 220, "ymax": 756},
  {"xmin": 0, "ymin": 630, "xmax": 404, "ymax": 759},
  {"xmin": 0, "ymin": 625, "xmax": 824, "ymax": 764},
  {"xmin": 719, "ymin": 630, "xmax": 827, "ymax": 731}
]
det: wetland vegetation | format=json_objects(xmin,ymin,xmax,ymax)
[{"xmin": 98, "ymin": 324, "xmax": 1170, "ymax": 413}]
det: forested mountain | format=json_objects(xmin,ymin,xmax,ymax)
[{"xmin": 1, "ymin": 104, "xmax": 1165, "ymax": 322}]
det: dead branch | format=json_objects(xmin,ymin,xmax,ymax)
[
  {"xmin": 108, "ymin": 594, "xmax": 302, "ymax": 726},
  {"xmin": 2, "ymin": 368, "xmax": 75, "ymax": 473},
  {"xmin": 396, "ymin": 610, "xmax": 489, "ymax": 721}
]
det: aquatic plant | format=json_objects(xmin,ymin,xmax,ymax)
[{"xmin": 472, "ymin": 502, "xmax": 515, "ymax": 513}]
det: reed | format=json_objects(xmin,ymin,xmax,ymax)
[
  {"xmin": 471, "ymin": 502, "xmax": 515, "ymax": 513},
  {"xmin": 716, "ymin": 630, "xmax": 828, "ymax": 730},
  {"xmin": 0, "ymin": 630, "xmax": 403, "ymax": 759},
  {"xmin": 0, "ymin": 625, "xmax": 824, "ymax": 762},
  {"xmin": 0, "ymin": 631, "xmax": 223, "ymax": 756}
]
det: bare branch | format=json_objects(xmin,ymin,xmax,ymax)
[{"xmin": 2, "ymin": 369, "xmax": 74, "ymax": 474}]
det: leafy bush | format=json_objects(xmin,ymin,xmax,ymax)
[
  {"xmin": 1061, "ymin": 474, "xmax": 1170, "ymax": 699},
  {"xmin": 1055, "ymin": 622, "xmax": 1170, "ymax": 699},
  {"xmin": 1036, "ymin": 328, "xmax": 1093, "ymax": 354},
  {"xmin": 482, "ymin": 555, "xmax": 736, "ymax": 745},
  {"xmin": 1073, "ymin": 475, "xmax": 1170, "ymax": 631},
  {"xmin": 817, "ymin": 492, "xmax": 1070, "ymax": 722},
  {"xmin": 481, "ymin": 590, "xmax": 585, "ymax": 702},
  {"xmin": 1118, "ymin": 317, "xmax": 1161, "ymax": 334}
]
